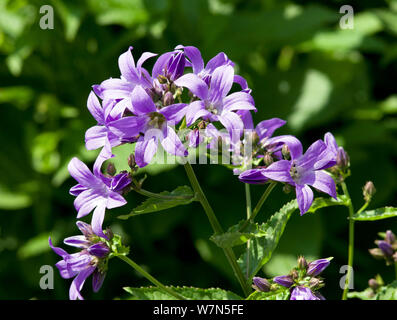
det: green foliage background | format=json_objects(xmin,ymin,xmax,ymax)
[{"xmin": 0, "ymin": 0, "xmax": 396, "ymax": 299}]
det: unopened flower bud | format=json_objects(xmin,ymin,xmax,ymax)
[
  {"xmin": 336, "ymin": 147, "xmax": 350, "ymax": 170},
  {"xmin": 273, "ymin": 275, "xmax": 294, "ymax": 288},
  {"xmin": 264, "ymin": 153, "xmax": 273, "ymax": 166},
  {"xmin": 297, "ymin": 256, "xmax": 308, "ymax": 270},
  {"xmin": 197, "ymin": 121, "xmax": 206, "ymax": 130},
  {"xmin": 106, "ymin": 162, "xmax": 116, "ymax": 176},
  {"xmin": 369, "ymin": 248, "xmax": 384, "ymax": 260},
  {"xmin": 309, "ymin": 277, "xmax": 323, "ymax": 290},
  {"xmin": 282, "ymin": 184, "xmax": 293, "ymax": 194},
  {"xmin": 363, "ymin": 181, "xmax": 376, "ymax": 202},
  {"xmin": 128, "ymin": 154, "xmax": 136, "ymax": 169},
  {"xmin": 282, "ymin": 144, "xmax": 290, "ymax": 160},
  {"xmin": 393, "ymin": 252, "xmax": 397, "ymax": 262},
  {"xmin": 291, "ymin": 269, "xmax": 299, "ymax": 280},
  {"xmin": 378, "ymin": 241, "xmax": 394, "ymax": 257},
  {"xmin": 385, "ymin": 230, "xmax": 396, "ymax": 244},
  {"xmin": 162, "ymin": 91, "xmax": 174, "ymax": 106},
  {"xmin": 307, "ymin": 258, "xmax": 331, "ymax": 277},
  {"xmin": 252, "ymin": 277, "xmax": 271, "ymax": 292},
  {"xmin": 368, "ymin": 278, "xmax": 379, "ymax": 290}
]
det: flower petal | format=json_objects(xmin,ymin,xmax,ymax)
[
  {"xmin": 223, "ymin": 92, "xmax": 255, "ymax": 112},
  {"xmin": 161, "ymin": 126, "xmax": 188, "ymax": 157},
  {"xmin": 130, "ymin": 85, "xmax": 157, "ymax": 115},
  {"xmin": 180, "ymin": 45, "xmax": 204, "ymax": 74},
  {"xmin": 92, "ymin": 270, "xmax": 106, "ymax": 293},
  {"xmin": 69, "ymin": 265, "xmax": 96, "ymax": 300},
  {"xmin": 255, "ymin": 118, "xmax": 286, "ymax": 140},
  {"xmin": 159, "ymin": 103, "xmax": 188, "ymax": 125},
  {"xmin": 296, "ymin": 184, "xmax": 314, "ymax": 215},
  {"xmin": 135, "ymin": 136, "xmax": 158, "ymax": 167},
  {"xmin": 208, "ymin": 65, "xmax": 234, "ymax": 104},
  {"xmin": 238, "ymin": 169, "xmax": 268, "ymax": 184},
  {"xmin": 310, "ymin": 171, "xmax": 337, "ymax": 199},
  {"xmin": 68, "ymin": 158, "xmax": 100, "ymax": 188},
  {"xmin": 91, "ymin": 203, "xmax": 107, "ymax": 239},
  {"xmin": 63, "ymin": 236, "xmax": 90, "ymax": 249},
  {"xmin": 87, "ymin": 91, "xmax": 104, "ymax": 124},
  {"xmin": 290, "ymin": 286, "xmax": 319, "ymax": 300},
  {"xmin": 174, "ymin": 73, "xmax": 208, "ymax": 100},
  {"xmin": 85, "ymin": 125, "xmax": 108, "ymax": 150},
  {"xmin": 261, "ymin": 160, "xmax": 294, "ymax": 184},
  {"xmin": 185, "ymin": 100, "xmax": 209, "ymax": 126}
]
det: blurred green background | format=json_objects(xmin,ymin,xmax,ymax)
[{"xmin": 0, "ymin": 0, "xmax": 396, "ymax": 300}]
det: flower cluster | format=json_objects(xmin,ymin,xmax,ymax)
[
  {"xmin": 51, "ymin": 45, "xmax": 346, "ymax": 299},
  {"xmin": 253, "ymin": 256, "xmax": 332, "ymax": 300},
  {"xmin": 369, "ymin": 230, "xmax": 397, "ymax": 266}
]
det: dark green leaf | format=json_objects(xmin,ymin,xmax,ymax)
[
  {"xmin": 123, "ymin": 286, "xmax": 242, "ymax": 300},
  {"xmin": 352, "ymin": 207, "xmax": 397, "ymax": 221},
  {"xmin": 307, "ymin": 195, "xmax": 350, "ymax": 213},
  {"xmin": 118, "ymin": 186, "xmax": 196, "ymax": 219},
  {"xmin": 237, "ymin": 199, "xmax": 299, "ymax": 279},
  {"xmin": 246, "ymin": 289, "xmax": 290, "ymax": 300}
]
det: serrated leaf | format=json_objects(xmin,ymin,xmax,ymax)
[
  {"xmin": 238, "ymin": 200, "xmax": 299, "ymax": 280},
  {"xmin": 246, "ymin": 289, "xmax": 290, "ymax": 300},
  {"xmin": 306, "ymin": 195, "xmax": 350, "ymax": 213},
  {"xmin": 123, "ymin": 286, "xmax": 242, "ymax": 300},
  {"xmin": 118, "ymin": 186, "xmax": 195, "ymax": 220},
  {"xmin": 352, "ymin": 207, "xmax": 397, "ymax": 221},
  {"xmin": 210, "ymin": 220, "xmax": 264, "ymax": 248},
  {"xmin": 347, "ymin": 288, "xmax": 376, "ymax": 300},
  {"xmin": 375, "ymin": 281, "xmax": 397, "ymax": 300}
]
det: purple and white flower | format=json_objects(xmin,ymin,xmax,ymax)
[
  {"xmin": 68, "ymin": 144, "xmax": 131, "ymax": 238},
  {"xmin": 49, "ymin": 221, "xmax": 110, "ymax": 300},
  {"xmin": 174, "ymin": 64, "xmax": 256, "ymax": 135},
  {"xmin": 108, "ymin": 85, "xmax": 188, "ymax": 167}
]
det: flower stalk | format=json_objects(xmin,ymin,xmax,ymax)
[
  {"xmin": 184, "ymin": 162, "xmax": 251, "ymax": 296},
  {"xmin": 341, "ymin": 181, "xmax": 355, "ymax": 300},
  {"xmin": 117, "ymin": 255, "xmax": 187, "ymax": 300}
]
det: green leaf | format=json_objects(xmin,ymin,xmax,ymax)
[
  {"xmin": 306, "ymin": 195, "xmax": 350, "ymax": 213},
  {"xmin": 352, "ymin": 207, "xmax": 397, "ymax": 221},
  {"xmin": 246, "ymin": 289, "xmax": 290, "ymax": 300},
  {"xmin": 124, "ymin": 286, "xmax": 242, "ymax": 300},
  {"xmin": 347, "ymin": 288, "xmax": 375, "ymax": 300},
  {"xmin": 118, "ymin": 186, "xmax": 196, "ymax": 220},
  {"xmin": 210, "ymin": 220, "xmax": 265, "ymax": 248},
  {"xmin": 375, "ymin": 281, "xmax": 397, "ymax": 300},
  {"xmin": 237, "ymin": 199, "xmax": 299, "ymax": 279}
]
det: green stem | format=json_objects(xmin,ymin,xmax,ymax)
[
  {"xmin": 395, "ymin": 263, "xmax": 397, "ymax": 281},
  {"xmin": 183, "ymin": 163, "xmax": 251, "ymax": 296},
  {"xmin": 117, "ymin": 255, "xmax": 187, "ymax": 300},
  {"xmin": 341, "ymin": 181, "xmax": 355, "ymax": 300},
  {"xmin": 239, "ymin": 182, "xmax": 277, "ymax": 232},
  {"xmin": 245, "ymin": 184, "xmax": 252, "ymax": 279}
]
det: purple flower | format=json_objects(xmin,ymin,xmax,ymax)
[
  {"xmin": 307, "ymin": 258, "xmax": 331, "ymax": 277},
  {"xmin": 49, "ymin": 221, "xmax": 110, "ymax": 300},
  {"xmin": 252, "ymin": 277, "xmax": 271, "ymax": 292},
  {"xmin": 273, "ymin": 275, "xmax": 294, "ymax": 288},
  {"xmin": 68, "ymin": 144, "xmax": 131, "ymax": 238},
  {"xmin": 378, "ymin": 241, "xmax": 394, "ymax": 257},
  {"xmin": 108, "ymin": 85, "xmax": 188, "ymax": 167},
  {"xmin": 176, "ymin": 45, "xmax": 235, "ymax": 86},
  {"xmin": 85, "ymin": 91, "xmax": 131, "ymax": 151},
  {"xmin": 324, "ymin": 132, "xmax": 349, "ymax": 169},
  {"xmin": 174, "ymin": 64, "xmax": 256, "ymax": 135},
  {"xmin": 260, "ymin": 139, "xmax": 337, "ymax": 215},
  {"xmin": 95, "ymin": 47, "xmax": 157, "ymax": 114},
  {"xmin": 290, "ymin": 286, "xmax": 321, "ymax": 300}
]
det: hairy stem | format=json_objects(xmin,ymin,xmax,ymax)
[
  {"xmin": 117, "ymin": 255, "xmax": 187, "ymax": 300},
  {"xmin": 341, "ymin": 181, "xmax": 355, "ymax": 300},
  {"xmin": 184, "ymin": 163, "xmax": 251, "ymax": 296},
  {"xmin": 239, "ymin": 182, "xmax": 277, "ymax": 232},
  {"xmin": 245, "ymin": 184, "xmax": 252, "ymax": 279}
]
